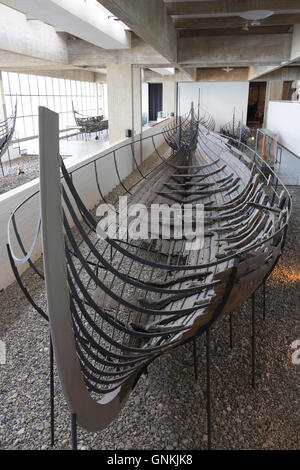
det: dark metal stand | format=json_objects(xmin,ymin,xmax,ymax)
[
  {"xmin": 193, "ymin": 338, "xmax": 198, "ymax": 381},
  {"xmin": 50, "ymin": 337, "xmax": 55, "ymax": 447},
  {"xmin": 206, "ymin": 328, "xmax": 211, "ymax": 450},
  {"xmin": 229, "ymin": 313, "xmax": 233, "ymax": 349},
  {"xmin": 262, "ymin": 281, "xmax": 266, "ymax": 321},
  {"xmin": 251, "ymin": 293, "xmax": 256, "ymax": 390},
  {"xmin": 71, "ymin": 413, "xmax": 77, "ymax": 450}
]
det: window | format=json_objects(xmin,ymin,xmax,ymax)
[{"xmin": 2, "ymin": 72, "xmax": 99, "ymax": 142}]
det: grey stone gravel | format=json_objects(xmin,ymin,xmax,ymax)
[
  {"xmin": 0, "ymin": 155, "xmax": 40, "ymax": 195},
  {"xmin": 0, "ymin": 187, "xmax": 299, "ymax": 450}
]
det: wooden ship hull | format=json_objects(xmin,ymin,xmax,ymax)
[
  {"xmin": 8, "ymin": 106, "xmax": 291, "ymax": 433},
  {"xmin": 72, "ymin": 101, "xmax": 108, "ymax": 134},
  {"xmin": 221, "ymin": 115, "xmax": 252, "ymax": 144}
]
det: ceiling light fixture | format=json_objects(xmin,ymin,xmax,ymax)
[
  {"xmin": 223, "ymin": 66, "xmax": 234, "ymax": 73},
  {"xmin": 239, "ymin": 10, "xmax": 274, "ymax": 21},
  {"xmin": 251, "ymin": 20, "xmax": 261, "ymax": 26},
  {"xmin": 108, "ymin": 15, "xmax": 121, "ymax": 21}
]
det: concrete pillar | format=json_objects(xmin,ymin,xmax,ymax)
[
  {"xmin": 132, "ymin": 65, "xmax": 142, "ymax": 136},
  {"xmin": 107, "ymin": 64, "xmax": 142, "ymax": 144},
  {"xmin": 163, "ymin": 79, "xmax": 177, "ymax": 118},
  {"xmin": 263, "ymin": 80, "xmax": 283, "ymax": 127},
  {"xmin": 0, "ymin": 72, "xmax": 7, "ymax": 121}
]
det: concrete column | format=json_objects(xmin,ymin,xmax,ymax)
[
  {"xmin": 0, "ymin": 72, "xmax": 7, "ymax": 121},
  {"xmin": 263, "ymin": 80, "xmax": 283, "ymax": 127},
  {"xmin": 107, "ymin": 64, "xmax": 142, "ymax": 144},
  {"xmin": 132, "ymin": 65, "xmax": 142, "ymax": 136},
  {"xmin": 163, "ymin": 79, "xmax": 177, "ymax": 118}
]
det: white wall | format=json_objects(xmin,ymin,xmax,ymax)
[
  {"xmin": 178, "ymin": 82, "xmax": 250, "ymax": 132},
  {"xmin": 142, "ymin": 82, "xmax": 149, "ymax": 125},
  {"xmin": 0, "ymin": 119, "xmax": 170, "ymax": 290},
  {"xmin": 266, "ymin": 101, "xmax": 300, "ymax": 156}
]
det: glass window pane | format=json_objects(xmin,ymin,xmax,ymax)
[
  {"xmin": 15, "ymin": 117, "xmax": 25, "ymax": 138},
  {"xmin": 23, "ymin": 117, "xmax": 34, "ymax": 137},
  {"xmin": 33, "ymin": 116, "xmax": 38, "ymax": 135},
  {"xmin": 45, "ymin": 77, "xmax": 53, "ymax": 95},
  {"xmin": 29, "ymin": 75, "xmax": 38, "ymax": 95},
  {"xmin": 19, "ymin": 74, "xmax": 30, "ymax": 94},
  {"xmin": 38, "ymin": 95, "xmax": 48, "ymax": 108},
  {"xmin": 54, "ymin": 96, "xmax": 61, "ymax": 113},
  {"xmin": 47, "ymin": 96, "xmax": 55, "ymax": 111},
  {"xmin": 8, "ymin": 73, "xmax": 21, "ymax": 95},
  {"xmin": 2, "ymin": 72, "xmax": 10, "ymax": 95},
  {"xmin": 76, "ymin": 81, "xmax": 81, "ymax": 96},
  {"xmin": 5, "ymin": 95, "xmax": 13, "ymax": 116},
  {"xmin": 37, "ymin": 76, "xmax": 46, "ymax": 95},
  {"xmin": 31, "ymin": 96, "xmax": 39, "ymax": 115},
  {"xmin": 59, "ymin": 79, "xmax": 66, "ymax": 96},
  {"xmin": 66, "ymin": 96, "xmax": 72, "ymax": 112},
  {"xmin": 22, "ymin": 96, "xmax": 32, "ymax": 116},
  {"xmin": 60, "ymin": 95, "xmax": 67, "ymax": 113},
  {"xmin": 71, "ymin": 80, "xmax": 77, "ymax": 96},
  {"xmin": 52, "ymin": 78, "xmax": 60, "ymax": 95},
  {"xmin": 65, "ymin": 80, "xmax": 71, "ymax": 95}
]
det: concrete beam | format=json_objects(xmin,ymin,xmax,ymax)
[
  {"xmin": 291, "ymin": 24, "xmax": 300, "ymax": 61},
  {"xmin": 257, "ymin": 66, "xmax": 300, "ymax": 81},
  {"xmin": 0, "ymin": 50, "xmax": 96, "ymax": 81},
  {"xmin": 175, "ymin": 13, "xmax": 300, "ymax": 30},
  {"xmin": 178, "ymin": 34, "xmax": 292, "ymax": 67},
  {"xmin": 68, "ymin": 35, "xmax": 170, "ymax": 68},
  {"xmin": 196, "ymin": 67, "xmax": 249, "ymax": 82},
  {"xmin": 248, "ymin": 25, "xmax": 300, "ymax": 79},
  {"xmin": 248, "ymin": 65, "xmax": 283, "ymax": 80},
  {"xmin": 179, "ymin": 25, "xmax": 293, "ymax": 38},
  {"xmin": 98, "ymin": 0, "xmax": 177, "ymax": 64},
  {"xmin": 4, "ymin": 0, "xmax": 131, "ymax": 50},
  {"xmin": 166, "ymin": 0, "xmax": 300, "ymax": 15},
  {"xmin": 144, "ymin": 69, "xmax": 194, "ymax": 83},
  {"xmin": 0, "ymin": 3, "xmax": 68, "ymax": 64}
]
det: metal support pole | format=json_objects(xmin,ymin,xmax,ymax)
[
  {"xmin": 206, "ymin": 328, "xmax": 211, "ymax": 450},
  {"xmin": 193, "ymin": 338, "xmax": 198, "ymax": 381},
  {"xmin": 229, "ymin": 313, "xmax": 233, "ymax": 349},
  {"xmin": 50, "ymin": 337, "xmax": 55, "ymax": 447},
  {"xmin": 262, "ymin": 281, "xmax": 266, "ymax": 321},
  {"xmin": 71, "ymin": 413, "xmax": 77, "ymax": 450},
  {"xmin": 251, "ymin": 293, "xmax": 256, "ymax": 390}
]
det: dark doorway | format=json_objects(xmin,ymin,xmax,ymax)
[
  {"xmin": 282, "ymin": 81, "xmax": 295, "ymax": 101},
  {"xmin": 247, "ymin": 81, "xmax": 267, "ymax": 128},
  {"xmin": 149, "ymin": 83, "xmax": 163, "ymax": 121}
]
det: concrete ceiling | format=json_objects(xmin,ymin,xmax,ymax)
[
  {"xmin": 3, "ymin": 0, "xmax": 131, "ymax": 49},
  {"xmin": 1, "ymin": 0, "xmax": 300, "ymax": 83},
  {"xmin": 164, "ymin": 0, "xmax": 300, "ymax": 34}
]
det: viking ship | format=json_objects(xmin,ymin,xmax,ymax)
[
  {"xmin": 0, "ymin": 102, "xmax": 17, "ymax": 175},
  {"xmin": 72, "ymin": 101, "xmax": 108, "ymax": 134},
  {"xmin": 221, "ymin": 111, "xmax": 252, "ymax": 144},
  {"xmin": 7, "ymin": 105, "xmax": 291, "ymax": 446}
]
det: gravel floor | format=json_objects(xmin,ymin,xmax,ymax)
[
  {"xmin": 0, "ymin": 155, "xmax": 40, "ymax": 195},
  {"xmin": 0, "ymin": 184, "xmax": 299, "ymax": 450}
]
